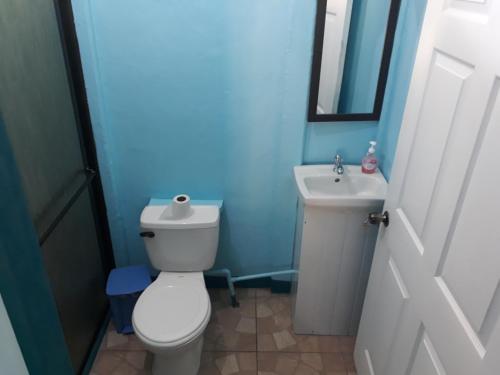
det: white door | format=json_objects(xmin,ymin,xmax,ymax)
[
  {"xmin": 355, "ymin": 0, "xmax": 500, "ymax": 374},
  {"xmin": 317, "ymin": 0, "xmax": 353, "ymax": 114}
]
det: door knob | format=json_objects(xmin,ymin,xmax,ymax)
[{"xmin": 366, "ymin": 211, "xmax": 389, "ymax": 227}]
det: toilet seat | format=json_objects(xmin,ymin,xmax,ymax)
[{"xmin": 132, "ymin": 274, "xmax": 211, "ymax": 349}]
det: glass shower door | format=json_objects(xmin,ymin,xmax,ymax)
[{"xmin": 0, "ymin": 0, "xmax": 113, "ymax": 372}]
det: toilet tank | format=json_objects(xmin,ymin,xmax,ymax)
[{"xmin": 140, "ymin": 204, "xmax": 220, "ymax": 272}]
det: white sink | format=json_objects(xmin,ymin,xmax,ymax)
[{"xmin": 294, "ymin": 165, "xmax": 387, "ymax": 207}]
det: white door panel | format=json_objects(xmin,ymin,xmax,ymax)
[
  {"xmin": 408, "ymin": 331, "xmax": 447, "ymax": 375},
  {"xmin": 355, "ymin": 0, "xmax": 500, "ymax": 374}
]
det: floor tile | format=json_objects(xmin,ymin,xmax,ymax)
[
  {"xmin": 338, "ymin": 337, "xmax": 356, "ymax": 354},
  {"xmin": 210, "ymin": 288, "xmax": 257, "ymax": 303},
  {"xmin": 92, "ymin": 351, "xmax": 123, "ymax": 374},
  {"xmin": 104, "ymin": 323, "xmax": 146, "ymax": 351},
  {"xmin": 255, "ymin": 288, "xmax": 272, "ymax": 298},
  {"xmin": 200, "ymin": 351, "xmax": 257, "ymax": 375},
  {"xmin": 256, "ymin": 294, "xmax": 354, "ymax": 354},
  {"xmin": 257, "ymin": 352, "xmax": 351, "ymax": 375},
  {"xmin": 106, "ymin": 333, "xmax": 146, "ymax": 351},
  {"xmin": 91, "ymin": 288, "xmax": 357, "ymax": 374},
  {"xmin": 91, "ymin": 350, "xmax": 152, "ymax": 375},
  {"xmin": 203, "ymin": 289, "xmax": 257, "ymax": 351},
  {"xmin": 342, "ymin": 352, "xmax": 356, "ymax": 373}
]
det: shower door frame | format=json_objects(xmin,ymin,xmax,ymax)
[
  {"xmin": 51, "ymin": 1, "xmax": 115, "ymax": 273},
  {"xmin": 49, "ymin": 0, "xmax": 117, "ymax": 370},
  {"xmin": 0, "ymin": 1, "xmax": 115, "ymax": 374}
]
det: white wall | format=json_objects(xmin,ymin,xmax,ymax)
[{"xmin": 0, "ymin": 294, "xmax": 29, "ymax": 375}]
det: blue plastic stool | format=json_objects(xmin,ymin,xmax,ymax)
[{"xmin": 106, "ymin": 265, "xmax": 151, "ymax": 334}]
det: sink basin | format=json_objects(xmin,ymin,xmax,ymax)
[{"xmin": 294, "ymin": 165, "xmax": 387, "ymax": 207}]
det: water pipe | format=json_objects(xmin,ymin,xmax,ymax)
[{"xmin": 205, "ymin": 268, "xmax": 298, "ymax": 307}]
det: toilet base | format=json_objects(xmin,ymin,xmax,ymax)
[{"xmin": 152, "ymin": 336, "xmax": 204, "ymax": 375}]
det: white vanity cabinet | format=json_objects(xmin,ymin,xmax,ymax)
[{"xmin": 291, "ymin": 165, "xmax": 387, "ymax": 335}]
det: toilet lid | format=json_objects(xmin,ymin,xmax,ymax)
[{"xmin": 133, "ymin": 282, "xmax": 210, "ymax": 346}]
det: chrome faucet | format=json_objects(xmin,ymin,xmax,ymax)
[{"xmin": 333, "ymin": 154, "xmax": 344, "ymax": 175}]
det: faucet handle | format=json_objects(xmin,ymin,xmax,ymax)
[{"xmin": 333, "ymin": 153, "xmax": 344, "ymax": 175}]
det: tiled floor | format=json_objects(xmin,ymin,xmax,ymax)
[{"xmin": 91, "ymin": 288, "xmax": 357, "ymax": 374}]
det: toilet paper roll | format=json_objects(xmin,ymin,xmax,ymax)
[{"xmin": 171, "ymin": 194, "xmax": 191, "ymax": 219}]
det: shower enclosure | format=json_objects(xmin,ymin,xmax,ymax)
[{"xmin": 0, "ymin": 0, "xmax": 114, "ymax": 372}]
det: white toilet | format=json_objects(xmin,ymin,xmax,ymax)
[{"xmin": 132, "ymin": 201, "xmax": 220, "ymax": 375}]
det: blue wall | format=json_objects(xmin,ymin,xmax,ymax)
[
  {"xmin": 376, "ymin": 0, "xmax": 427, "ymax": 177},
  {"xmin": 72, "ymin": 0, "xmax": 315, "ymax": 275},
  {"xmin": 72, "ymin": 0, "xmax": 426, "ymax": 275},
  {"xmin": 303, "ymin": 121, "xmax": 378, "ymax": 164}
]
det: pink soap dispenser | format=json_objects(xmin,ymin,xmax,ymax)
[{"xmin": 361, "ymin": 141, "xmax": 378, "ymax": 174}]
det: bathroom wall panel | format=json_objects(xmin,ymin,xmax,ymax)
[
  {"xmin": 72, "ymin": 0, "xmax": 315, "ymax": 274},
  {"xmin": 69, "ymin": 0, "xmax": 428, "ymax": 275}
]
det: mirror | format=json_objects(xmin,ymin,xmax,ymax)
[{"xmin": 308, "ymin": 0, "xmax": 401, "ymax": 122}]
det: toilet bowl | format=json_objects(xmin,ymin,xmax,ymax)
[
  {"xmin": 135, "ymin": 200, "xmax": 220, "ymax": 374},
  {"xmin": 132, "ymin": 272, "xmax": 211, "ymax": 375}
]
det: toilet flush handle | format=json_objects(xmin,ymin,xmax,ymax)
[{"xmin": 139, "ymin": 231, "xmax": 155, "ymax": 238}]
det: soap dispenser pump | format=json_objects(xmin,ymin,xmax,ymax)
[{"xmin": 361, "ymin": 141, "xmax": 378, "ymax": 174}]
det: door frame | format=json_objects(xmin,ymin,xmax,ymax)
[
  {"xmin": 52, "ymin": 0, "xmax": 115, "ymax": 277},
  {"xmin": 0, "ymin": 1, "xmax": 115, "ymax": 373}
]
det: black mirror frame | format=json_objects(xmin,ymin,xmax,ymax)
[{"xmin": 308, "ymin": 0, "xmax": 402, "ymax": 122}]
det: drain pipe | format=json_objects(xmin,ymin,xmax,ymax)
[{"xmin": 205, "ymin": 268, "xmax": 298, "ymax": 307}]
